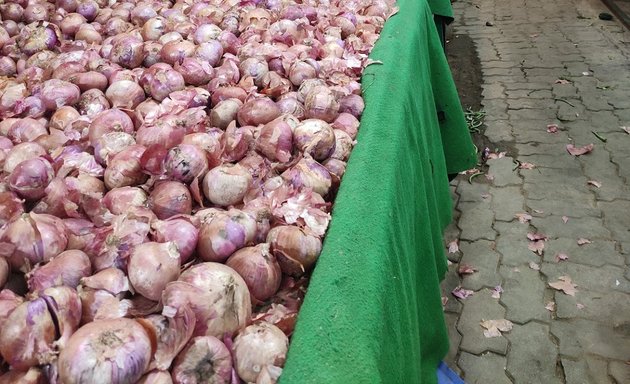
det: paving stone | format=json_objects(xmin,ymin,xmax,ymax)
[
  {"xmin": 481, "ymin": 99, "xmax": 509, "ymax": 120},
  {"xmin": 482, "ymin": 83, "xmax": 506, "ymax": 100},
  {"xmin": 484, "ymin": 120, "xmax": 514, "ymax": 143},
  {"xmin": 456, "ymin": 289, "xmax": 509, "ymax": 355},
  {"xmin": 490, "ymin": 186, "xmax": 525, "ymax": 222},
  {"xmin": 557, "ymin": 100, "xmax": 585, "ymax": 121},
  {"xmin": 443, "ymin": 312, "xmax": 463, "ymax": 373},
  {"xmin": 455, "ymin": 181, "xmax": 491, "ymax": 203},
  {"xmin": 459, "ymin": 240, "xmax": 502, "ymax": 291},
  {"xmin": 609, "ymin": 360, "xmax": 630, "ymax": 384},
  {"xmin": 530, "ymin": 215, "xmax": 611, "ymax": 239},
  {"xmin": 580, "ymin": 149, "xmax": 630, "ymax": 201},
  {"xmin": 458, "ymin": 201, "xmax": 497, "ymax": 241},
  {"xmin": 506, "ymin": 89, "xmax": 553, "ymax": 99},
  {"xmin": 543, "ymin": 238, "xmax": 624, "ymax": 267},
  {"xmin": 487, "ymin": 157, "xmax": 522, "ymax": 186},
  {"xmin": 550, "ymin": 318, "xmax": 630, "ymax": 360},
  {"xmin": 599, "ymin": 200, "xmax": 630, "ymax": 240},
  {"xmin": 458, "ymin": 352, "xmax": 512, "ymax": 384},
  {"xmin": 499, "ymin": 265, "xmax": 550, "ymax": 323},
  {"xmin": 555, "ymin": 289, "xmax": 630, "ymax": 324},
  {"xmin": 552, "ymin": 83, "xmax": 579, "ymax": 98},
  {"xmin": 514, "ymin": 142, "xmax": 569, "ymax": 156},
  {"xmin": 507, "ymin": 98, "xmax": 553, "ymax": 110},
  {"xmin": 588, "ymin": 110, "xmax": 621, "ymax": 132},
  {"xmin": 512, "ymin": 127, "xmax": 573, "ymax": 145},
  {"xmin": 516, "ymin": 153, "xmax": 582, "ymax": 170},
  {"xmin": 561, "ymin": 358, "xmax": 612, "ymax": 384},
  {"xmin": 503, "ymin": 82, "xmax": 553, "ymax": 91},
  {"xmin": 541, "ymin": 262, "xmax": 630, "ymax": 294},
  {"xmin": 508, "ymin": 108, "xmax": 558, "ymax": 121},
  {"xmin": 494, "ymin": 221, "xmax": 539, "ymax": 267},
  {"xmin": 442, "ymin": 265, "xmax": 464, "ymax": 313},
  {"xmin": 581, "ymin": 94, "xmax": 614, "ymax": 111},
  {"xmin": 505, "ymin": 322, "xmax": 561, "ymax": 384}
]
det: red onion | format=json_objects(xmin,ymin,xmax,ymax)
[
  {"xmin": 151, "ymin": 217, "xmax": 199, "ymax": 264},
  {"xmin": 139, "ymin": 143, "xmax": 168, "ymax": 175},
  {"xmin": 109, "ymin": 34, "xmax": 144, "ymax": 68},
  {"xmin": 164, "ymin": 144, "xmax": 209, "ymax": 184},
  {"xmin": 147, "ymin": 65, "xmax": 185, "ymax": 101},
  {"xmin": 339, "ymin": 93, "xmax": 365, "ymax": 118},
  {"xmin": 288, "ymin": 61, "xmax": 317, "ymax": 86},
  {"xmin": 39, "ymin": 286, "xmax": 82, "ymax": 348},
  {"xmin": 195, "ymin": 41, "xmax": 224, "ymax": 68},
  {"xmin": 240, "ymin": 57, "xmax": 269, "ymax": 87},
  {"xmin": 65, "ymin": 173, "xmax": 105, "ymax": 195},
  {"xmin": 9, "ymin": 157, "xmax": 55, "ymax": 201},
  {"xmin": 294, "ymin": 119, "xmax": 336, "ymax": 161},
  {"xmin": 171, "ymin": 336, "xmax": 233, "ymax": 384},
  {"xmin": 17, "ymin": 22, "xmax": 59, "ymax": 56},
  {"xmin": 68, "ymin": 71, "xmax": 108, "ymax": 93},
  {"xmin": 105, "ymin": 80, "xmax": 146, "ymax": 109},
  {"xmin": 103, "ymin": 187, "xmax": 148, "ymax": 215},
  {"xmin": 143, "ymin": 41, "xmax": 163, "ymax": 67},
  {"xmin": 160, "ymin": 40, "xmax": 195, "ymax": 66},
  {"xmin": 88, "ymin": 108, "xmax": 134, "ymax": 146},
  {"xmin": 92, "ymin": 131, "xmax": 135, "ymax": 165},
  {"xmin": 58, "ymin": 319, "xmax": 154, "ymax": 384},
  {"xmin": 227, "ymin": 243, "xmax": 282, "ymax": 302},
  {"xmin": 49, "ymin": 106, "xmax": 79, "ymax": 130},
  {"xmin": 137, "ymin": 371, "xmax": 174, "ymax": 384},
  {"xmin": 196, "ymin": 209, "xmax": 257, "ymax": 263},
  {"xmin": 192, "ymin": 25, "xmax": 221, "ymax": 44},
  {"xmin": 38, "ymin": 79, "xmax": 81, "ymax": 111},
  {"xmin": 0, "ymin": 191, "xmax": 24, "ymax": 227},
  {"xmin": 3, "ymin": 142, "xmax": 46, "ymax": 174},
  {"xmin": 76, "ymin": 1, "xmax": 99, "ymax": 21},
  {"xmin": 0, "ymin": 289, "xmax": 23, "ymax": 330},
  {"xmin": 7, "ymin": 118, "xmax": 47, "ymax": 144},
  {"xmin": 148, "ymin": 181, "xmax": 193, "ymax": 220},
  {"xmin": 24, "ymin": 3, "xmax": 50, "ymax": 23},
  {"xmin": 162, "ymin": 262, "xmax": 251, "ymax": 337},
  {"xmin": 26, "ymin": 250, "xmax": 91, "ymax": 292},
  {"xmin": 60, "ymin": 13, "xmax": 86, "ymax": 36},
  {"xmin": 142, "ymin": 17, "xmax": 167, "ymax": 41},
  {"xmin": 75, "ymin": 24, "xmax": 102, "ymax": 44},
  {"xmin": 323, "ymin": 158, "xmax": 347, "ymax": 178},
  {"xmin": 0, "ymin": 83, "xmax": 27, "ymax": 115},
  {"xmin": 104, "ymin": 17, "xmax": 131, "ymax": 36},
  {"xmin": 0, "ymin": 4, "xmax": 24, "ymax": 23},
  {"xmin": 0, "ymin": 259, "xmax": 8, "ymax": 289},
  {"xmin": 256, "ymin": 117, "xmax": 294, "ymax": 163},
  {"xmin": 237, "ymin": 98, "xmax": 281, "ymax": 127},
  {"xmin": 210, "ymin": 98, "xmax": 242, "ymax": 129},
  {"xmin": 332, "ymin": 112, "xmax": 359, "ymax": 140},
  {"xmin": 103, "ymin": 145, "xmax": 148, "ymax": 189},
  {"xmin": 281, "ymin": 156, "xmax": 332, "ymax": 197},
  {"xmin": 304, "ymin": 87, "xmax": 340, "ymax": 123},
  {"xmin": 0, "ymin": 298, "xmax": 56, "ymax": 370},
  {"xmin": 80, "ymin": 268, "xmax": 129, "ymax": 295},
  {"xmin": 128, "ymin": 242, "xmax": 180, "ymax": 301},
  {"xmin": 0, "ymin": 367, "xmax": 46, "ymax": 383},
  {"xmin": 0, "ymin": 57, "xmax": 16, "ymax": 76},
  {"xmin": 330, "ymin": 129, "xmax": 354, "ymax": 161},
  {"xmin": 202, "ymin": 164, "xmax": 252, "ymax": 207},
  {"xmin": 76, "ymin": 88, "xmax": 109, "ymax": 117},
  {"xmin": 174, "ymin": 57, "xmax": 214, "ymax": 87},
  {"xmin": 267, "ymin": 225, "xmax": 322, "ymax": 276},
  {"xmin": 233, "ymin": 322, "xmax": 288, "ymax": 383}
]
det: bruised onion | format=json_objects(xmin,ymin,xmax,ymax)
[
  {"xmin": 233, "ymin": 322, "xmax": 288, "ymax": 383},
  {"xmin": 237, "ymin": 98, "xmax": 281, "ymax": 127},
  {"xmin": 103, "ymin": 187, "xmax": 148, "ymax": 215},
  {"xmin": 202, "ymin": 164, "xmax": 252, "ymax": 207},
  {"xmin": 17, "ymin": 22, "xmax": 59, "ymax": 56},
  {"xmin": 0, "ymin": 298, "xmax": 56, "ymax": 370},
  {"xmin": 162, "ymin": 262, "xmax": 251, "ymax": 337},
  {"xmin": 151, "ymin": 217, "xmax": 199, "ymax": 263},
  {"xmin": 39, "ymin": 286, "xmax": 82, "ymax": 348},
  {"xmin": 164, "ymin": 144, "xmax": 209, "ymax": 184},
  {"xmin": 128, "ymin": 242, "xmax": 180, "ymax": 301},
  {"xmin": 26, "ymin": 250, "xmax": 91, "ymax": 292},
  {"xmin": 256, "ymin": 117, "xmax": 294, "ymax": 163},
  {"xmin": 149, "ymin": 181, "xmax": 192, "ymax": 220},
  {"xmin": 294, "ymin": 119, "xmax": 336, "ymax": 161},
  {"xmin": 171, "ymin": 336, "xmax": 233, "ymax": 384},
  {"xmin": 227, "ymin": 243, "xmax": 282, "ymax": 302},
  {"xmin": 196, "ymin": 210, "xmax": 257, "ymax": 263},
  {"xmin": 267, "ymin": 225, "xmax": 322, "ymax": 276},
  {"xmin": 9, "ymin": 157, "xmax": 55, "ymax": 201},
  {"xmin": 58, "ymin": 318, "xmax": 153, "ymax": 384},
  {"xmin": 106, "ymin": 80, "xmax": 146, "ymax": 109}
]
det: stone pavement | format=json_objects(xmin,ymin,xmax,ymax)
[{"xmin": 441, "ymin": 0, "xmax": 630, "ymax": 383}]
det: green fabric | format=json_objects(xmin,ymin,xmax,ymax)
[
  {"xmin": 427, "ymin": 0, "xmax": 454, "ymax": 20},
  {"xmin": 279, "ymin": 0, "xmax": 476, "ymax": 383}
]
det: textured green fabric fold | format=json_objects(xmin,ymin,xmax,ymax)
[
  {"xmin": 427, "ymin": 0, "xmax": 455, "ymax": 20},
  {"xmin": 279, "ymin": 0, "xmax": 475, "ymax": 383}
]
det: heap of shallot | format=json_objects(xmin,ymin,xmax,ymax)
[{"xmin": 0, "ymin": 0, "xmax": 397, "ymax": 382}]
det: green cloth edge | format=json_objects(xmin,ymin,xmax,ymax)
[{"xmin": 279, "ymin": 0, "xmax": 476, "ymax": 383}]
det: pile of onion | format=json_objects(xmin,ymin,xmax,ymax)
[{"xmin": 0, "ymin": 0, "xmax": 398, "ymax": 381}]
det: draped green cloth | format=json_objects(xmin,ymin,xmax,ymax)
[{"xmin": 279, "ymin": 0, "xmax": 476, "ymax": 382}]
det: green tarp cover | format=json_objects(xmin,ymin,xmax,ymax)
[
  {"xmin": 427, "ymin": 0, "xmax": 455, "ymax": 20},
  {"xmin": 279, "ymin": 0, "xmax": 476, "ymax": 383}
]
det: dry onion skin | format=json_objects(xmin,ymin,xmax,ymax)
[{"xmin": 0, "ymin": 0, "xmax": 398, "ymax": 380}]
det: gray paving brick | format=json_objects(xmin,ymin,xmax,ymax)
[
  {"xmin": 508, "ymin": 108, "xmax": 557, "ymax": 121},
  {"xmin": 505, "ymin": 323, "xmax": 561, "ymax": 384},
  {"xmin": 484, "ymin": 120, "xmax": 514, "ymax": 143},
  {"xmin": 516, "ymin": 153, "xmax": 582, "ymax": 170},
  {"xmin": 557, "ymin": 100, "xmax": 586, "ymax": 122},
  {"xmin": 494, "ymin": 221, "xmax": 539, "ymax": 267},
  {"xmin": 456, "ymin": 181, "xmax": 491, "ymax": 203},
  {"xmin": 487, "ymin": 157, "xmax": 522, "ymax": 186},
  {"xmin": 499, "ymin": 266, "xmax": 550, "ymax": 323},
  {"xmin": 458, "ymin": 352, "xmax": 512, "ymax": 384},
  {"xmin": 555, "ymin": 289, "xmax": 630, "ymax": 324},
  {"xmin": 609, "ymin": 361, "xmax": 630, "ymax": 384},
  {"xmin": 599, "ymin": 200, "xmax": 630, "ymax": 240},
  {"xmin": 552, "ymin": 83, "xmax": 579, "ymax": 98},
  {"xmin": 561, "ymin": 358, "xmax": 612, "ymax": 384},
  {"xmin": 459, "ymin": 240, "xmax": 502, "ymax": 291},
  {"xmin": 481, "ymin": 83, "xmax": 506, "ymax": 100},
  {"xmin": 543, "ymin": 238, "xmax": 624, "ymax": 267},
  {"xmin": 456, "ymin": 289, "xmax": 509, "ymax": 355},
  {"xmin": 550, "ymin": 318, "xmax": 630, "ymax": 360},
  {"xmin": 458, "ymin": 201, "xmax": 497, "ymax": 241},
  {"xmin": 541, "ymin": 262, "xmax": 630, "ymax": 294},
  {"xmin": 490, "ymin": 186, "xmax": 525, "ymax": 222},
  {"xmin": 530, "ymin": 215, "xmax": 611, "ymax": 239}
]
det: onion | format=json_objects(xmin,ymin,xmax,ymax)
[
  {"xmin": 288, "ymin": 61, "xmax": 317, "ymax": 86},
  {"xmin": 75, "ymin": 88, "xmax": 109, "ymax": 117},
  {"xmin": 237, "ymin": 98, "xmax": 281, "ymax": 127},
  {"xmin": 256, "ymin": 117, "xmax": 294, "ymax": 163},
  {"xmin": 0, "ymin": 259, "xmax": 8, "ymax": 289},
  {"xmin": 193, "ymin": 25, "xmax": 221, "ymax": 44},
  {"xmin": 76, "ymin": 1, "xmax": 99, "ymax": 21},
  {"xmin": 24, "ymin": 4, "xmax": 50, "ymax": 23},
  {"xmin": 7, "ymin": 118, "xmax": 47, "ymax": 144},
  {"xmin": 60, "ymin": 13, "xmax": 86, "ymax": 37},
  {"xmin": 0, "ymin": 298, "xmax": 56, "ymax": 370},
  {"xmin": 147, "ymin": 65, "xmax": 185, "ymax": 102},
  {"xmin": 69, "ymin": 71, "xmax": 108, "ymax": 92},
  {"xmin": 137, "ymin": 371, "xmax": 174, "ymax": 384},
  {"xmin": 103, "ymin": 187, "xmax": 148, "ymax": 215},
  {"xmin": 0, "ymin": 367, "xmax": 46, "ymax": 384},
  {"xmin": 148, "ymin": 181, "xmax": 192, "ymax": 220},
  {"xmin": 17, "ymin": 22, "xmax": 59, "ymax": 56},
  {"xmin": 88, "ymin": 108, "xmax": 135, "ymax": 146},
  {"xmin": 0, "ymin": 4, "xmax": 24, "ymax": 22},
  {"xmin": 75, "ymin": 24, "xmax": 103, "ymax": 44},
  {"xmin": 171, "ymin": 336, "xmax": 233, "ymax": 384},
  {"xmin": 210, "ymin": 98, "xmax": 242, "ymax": 129},
  {"xmin": 226, "ymin": 244, "xmax": 282, "ymax": 302},
  {"xmin": 160, "ymin": 40, "xmax": 195, "ymax": 66},
  {"xmin": 267, "ymin": 225, "xmax": 322, "ymax": 276},
  {"xmin": 9, "ymin": 157, "xmax": 55, "ymax": 201},
  {"xmin": 195, "ymin": 41, "xmax": 224, "ymax": 68},
  {"xmin": 330, "ymin": 129, "xmax": 354, "ymax": 161},
  {"xmin": 103, "ymin": 145, "xmax": 148, "ymax": 189},
  {"xmin": 240, "ymin": 57, "xmax": 269, "ymax": 87},
  {"xmin": 196, "ymin": 209, "xmax": 257, "ymax": 263},
  {"xmin": 322, "ymin": 158, "xmax": 347, "ymax": 178},
  {"xmin": 49, "ymin": 106, "xmax": 79, "ymax": 130},
  {"xmin": 331, "ymin": 112, "xmax": 359, "ymax": 140},
  {"xmin": 38, "ymin": 79, "xmax": 81, "ymax": 111},
  {"xmin": 26, "ymin": 250, "xmax": 91, "ymax": 292},
  {"xmin": 142, "ymin": 17, "xmax": 167, "ymax": 41},
  {"xmin": 38, "ymin": 286, "xmax": 82, "ymax": 349},
  {"xmin": 162, "ymin": 262, "xmax": 251, "ymax": 337},
  {"xmin": 128, "ymin": 242, "xmax": 180, "ymax": 301},
  {"xmin": 164, "ymin": 144, "xmax": 209, "ymax": 184},
  {"xmin": 151, "ymin": 217, "xmax": 198, "ymax": 264},
  {"xmin": 210, "ymin": 87, "xmax": 247, "ymax": 106},
  {"xmin": 93, "ymin": 132, "xmax": 136, "ymax": 165},
  {"xmin": 0, "ymin": 57, "xmax": 16, "ymax": 76},
  {"xmin": 304, "ymin": 87, "xmax": 340, "ymax": 123},
  {"xmin": 202, "ymin": 164, "xmax": 252, "ymax": 207},
  {"xmin": 339, "ymin": 93, "xmax": 365, "ymax": 118},
  {"xmin": 109, "ymin": 35, "xmax": 144, "ymax": 69},
  {"xmin": 0, "ymin": 191, "xmax": 23, "ymax": 227},
  {"xmin": 0, "ymin": 83, "xmax": 27, "ymax": 115},
  {"xmin": 174, "ymin": 58, "xmax": 214, "ymax": 87},
  {"xmin": 106, "ymin": 80, "xmax": 146, "ymax": 109},
  {"xmin": 233, "ymin": 322, "xmax": 288, "ymax": 383},
  {"xmin": 294, "ymin": 119, "xmax": 336, "ymax": 161},
  {"xmin": 57, "ymin": 318, "xmax": 154, "ymax": 384}
]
